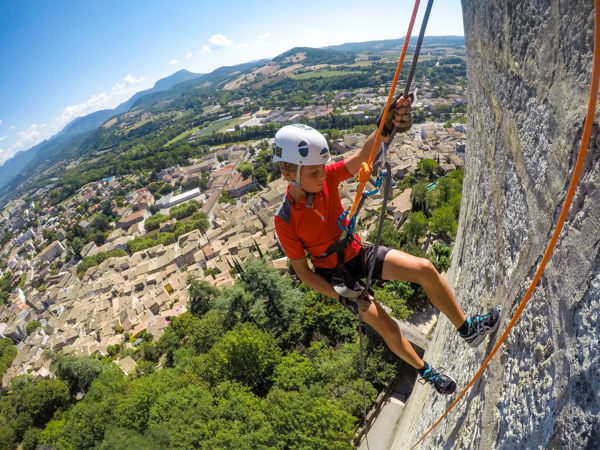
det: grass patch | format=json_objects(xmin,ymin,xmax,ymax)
[
  {"xmin": 118, "ymin": 118, "xmax": 153, "ymax": 135},
  {"xmin": 103, "ymin": 117, "xmax": 117, "ymax": 128},
  {"xmin": 194, "ymin": 116, "xmax": 250, "ymax": 138},
  {"xmin": 164, "ymin": 126, "xmax": 201, "ymax": 147}
]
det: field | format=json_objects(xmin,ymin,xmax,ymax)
[
  {"xmin": 164, "ymin": 126, "xmax": 201, "ymax": 147},
  {"xmin": 193, "ymin": 116, "xmax": 252, "ymax": 139},
  {"xmin": 288, "ymin": 70, "xmax": 359, "ymax": 80}
]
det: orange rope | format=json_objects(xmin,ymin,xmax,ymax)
[
  {"xmin": 411, "ymin": 1, "xmax": 600, "ymax": 448},
  {"xmin": 347, "ymin": 0, "xmax": 421, "ymax": 221}
]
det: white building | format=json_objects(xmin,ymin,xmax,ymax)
[{"xmin": 156, "ymin": 188, "xmax": 202, "ymax": 209}]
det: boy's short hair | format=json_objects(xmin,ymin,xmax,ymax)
[{"xmin": 279, "ymin": 161, "xmax": 298, "ymax": 174}]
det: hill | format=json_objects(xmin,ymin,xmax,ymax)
[{"xmin": 0, "ymin": 37, "xmax": 465, "ymax": 202}]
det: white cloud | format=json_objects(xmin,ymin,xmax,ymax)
[
  {"xmin": 14, "ymin": 124, "xmax": 44, "ymax": 151},
  {"xmin": 60, "ymin": 92, "xmax": 110, "ymax": 125},
  {"xmin": 0, "ymin": 148, "xmax": 10, "ymax": 166},
  {"xmin": 258, "ymin": 32, "xmax": 271, "ymax": 41},
  {"xmin": 1, "ymin": 74, "xmax": 148, "ymax": 164},
  {"xmin": 0, "ymin": 119, "xmax": 2, "ymax": 125},
  {"xmin": 208, "ymin": 34, "xmax": 233, "ymax": 47},
  {"xmin": 185, "ymin": 52, "xmax": 193, "ymax": 60},
  {"xmin": 0, "ymin": 136, "xmax": 5, "ymax": 143},
  {"xmin": 112, "ymin": 74, "xmax": 145, "ymax": 95},
  {"xmin": 199, "ymin": 45, "xmax": 211, "ymax": 54},
  {"xmin": 234, "ymin": 43, "xmax": 249, "ymax": 49},
  {"xmin": 169, "ymin": 59, "xmax": 180, "ymax": 65}
]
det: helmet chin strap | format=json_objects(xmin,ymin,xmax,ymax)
[{"xmin": 291, "ymin": 165, "xmax": 304, "ymax": 191}]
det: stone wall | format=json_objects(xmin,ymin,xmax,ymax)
[{"xmin": 393, "ymin": 1, "xmax": 599, "ymax": 448}]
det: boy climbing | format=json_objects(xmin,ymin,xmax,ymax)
[{"xmin": 273, "ymin": 96, "xmax": 501, "ymax": 395}]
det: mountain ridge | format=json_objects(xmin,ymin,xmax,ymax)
[{"xmin": 0, "ymin": 36, "xmax": 464, "ymax": 200}]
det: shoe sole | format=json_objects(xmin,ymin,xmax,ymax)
[
  {"xmin": 438, "ymin": 374, "xmax": 457, "ymax": 395},
  {"xmin": 468, "ymin": 307, "xmax": 502, "ymax": 348}
]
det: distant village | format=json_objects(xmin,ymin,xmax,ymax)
[{"xmin": 0, "ymin": 85, "xmax": 467, "ymax": 383}]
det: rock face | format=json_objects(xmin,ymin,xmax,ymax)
[{"xmin": 394, "ymin": 1, "xmax": 599, "ymax": 449}]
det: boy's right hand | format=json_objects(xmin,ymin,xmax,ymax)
[{"xmin": 380, "ymin": 93, "xmax": 414, "ymax": 137}]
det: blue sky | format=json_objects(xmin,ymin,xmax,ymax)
[{"xmin": 0, "ymin": 0, "xmax": 464, "ymax": 166}]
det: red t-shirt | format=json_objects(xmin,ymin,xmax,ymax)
[{"xmin": 274, "ymin": 160, "xmax": 362, "ymax": 269}]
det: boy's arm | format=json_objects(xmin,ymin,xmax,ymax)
[
  {"xmin": 344, "ymin": 95, "xmax": 413, "ymax": 176},
  {"xmin": 290, "ymin": 258, "xmax": 339, "ymax": 299}
]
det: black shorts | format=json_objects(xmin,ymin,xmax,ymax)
[{"xmin": 314, "ymin": 243, "xmax": 391, "ymax": 284}]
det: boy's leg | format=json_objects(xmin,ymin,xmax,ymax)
[
  {"xmin": 360, "ymin": 299, "xmax": 457, "ymax": 395},
  {"xmin": 360, "ymin": 299, "xmax": 423, "ymax": 369},
  {"xmin": 381, "ymin": 249, "xmax": 466, "ymax": 328}
]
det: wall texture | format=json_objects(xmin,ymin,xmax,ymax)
[{"xmin": 393, "ymin": 1, "xmax": 599, "ymax": 448}]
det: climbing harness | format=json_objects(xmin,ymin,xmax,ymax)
[{"xmin": 410, "ymin": 0, "xmax": 600, "ymax": 447}]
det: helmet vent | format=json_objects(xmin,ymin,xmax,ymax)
[{"xmin": 297, "ymin": 140, "xmax": 308, "ymax": 147}]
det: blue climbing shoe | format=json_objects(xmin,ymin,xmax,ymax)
[
  {"xmin": 460, "ymin": 306, "xmax": 502, "ymax": 348},
  {"xmin": 418, "ymin": 366, "xmax": 457, "ymax": 395}
]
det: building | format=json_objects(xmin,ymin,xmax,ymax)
[
  {"xmin": 118, "ymin": 209, "xmax": 150, "ymax": 230},
  {"xmin": 16, "ymin": 229, "xmax": 36, "ymax": 246},
  {"xmin": 343, "ymin": 133, "xmax": 367, "ymax": 147},
  {"xmin": 386, "ymin": 188, "xmax": 413, "ymax": 225},
  {"xmin": 155, "ymin": 188, "xmax": 201, "ymax": 210},
  {"xmin": 224, "ymin": 173, "xmax": 257, "ymax": 198},
  {"xmin": 129, "ymin": 188, "xmax": 155, "ymax": 210},
  {"xmin": 33, "ymin": 240, "xmax": 65, "ymax": 266}
]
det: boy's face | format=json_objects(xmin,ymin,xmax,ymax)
[
  {"xmin": 299, "ymin": 164, "xmax": 327, "ymax": 193},
  {"xmin": 283, "ymin": 164, "xmax": 327, "ymax": 193}
]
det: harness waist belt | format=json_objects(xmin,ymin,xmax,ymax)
[{"xmin": 318, "ymin": 233, "xmax": 357, "ymax": 259}]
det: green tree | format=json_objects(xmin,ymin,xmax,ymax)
[
  {"xmin": 202, "ymin": 323, "xmax": 282, "ymax": 394},
  {"xmin": 272, "ymin": 352, "xmax": 316, "ymax": 391},
  {"xmin": 265, "ymin": 388, "xmax": 355, "ymax": 449},
  {"xmin": 238, "ymin": 161, "xmax": 253, "ymax": 178},
  {"xmin": 298, "ymin": 290, "xmax": 357, "ymax": 347},
  {"xmin": 114, "ymin": 370, "xmax": 177, "ymax": 433},
  {"xmin": 144, "ymin": 213, "xmax": 169, "ymax": 232},
  {"xmin": 188, "ymin": 276, "xmax": 219, "ymax": 317},
  {"xmin": 52, "ymin": 354, "xmax": 104, "ymax": 399},
  {"xmin": 21, "ymin": 427, "xmax": 42, "ymax": 450},
  {"xmin": 98, "ymin": 426, "xmax": 164, "ymax": 450},
  {"xmin": 410, "ymin": 181, "xmax": 433, "ymax": 216},
  {"xmin": 0, "ymin": 338, "xmax": 17, "ymax": 379},
  {"xmin": 428, "ymin": 242, "xmax": 453, "ymax": 273},
  {"xmin": 91, "ymin": 214, "xmax": 111, "ymax": 232},
  {"xmin": 146, "ymin": 384, "xmax": 214, "ymax": 449},
  {"xmin": 219, "ymin": 258, "xmax": 302, "ymax": 336},
  {"xmin": 404, "ymin": 211, "xmax": 427, "ymax": 243},
  {"xmin": 57, "ymin": 366, "xmax": 129, "ymax": 449},
  {"xmin": 158, "ymin": 310, "xmax": 227, "ymax": 365},
  {"xmin": 416, "ymin": 158, "xmax": 440, "ymax": 181},
  {"xmin": 146, "ymin": 382, "xmax": 274, "ymax": 449},
  {"xmin": 0, "ymin": 425, "xmax": 16, "ymax": 450},
  {"xmin": 25, "ymin": 320, "xmax": 42, "ymax": 336},
  {"xmin": 373, "ymin": 286, "xmax": 412, "ymax": 320},
  {"xmin": 367, "ymin": 218, "xmax": 406, "ymax": 250},
  {"xmin": 19, "ymin": 378, "xmax": 70, "ymax": 428},
  {"xmin": 429, "ymin": 205, "xmax": 457, "ymax": 238}
]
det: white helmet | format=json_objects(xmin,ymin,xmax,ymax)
[{"xmin": 273, "ymin": 124, "xmax": 331, "ymax": 166}]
